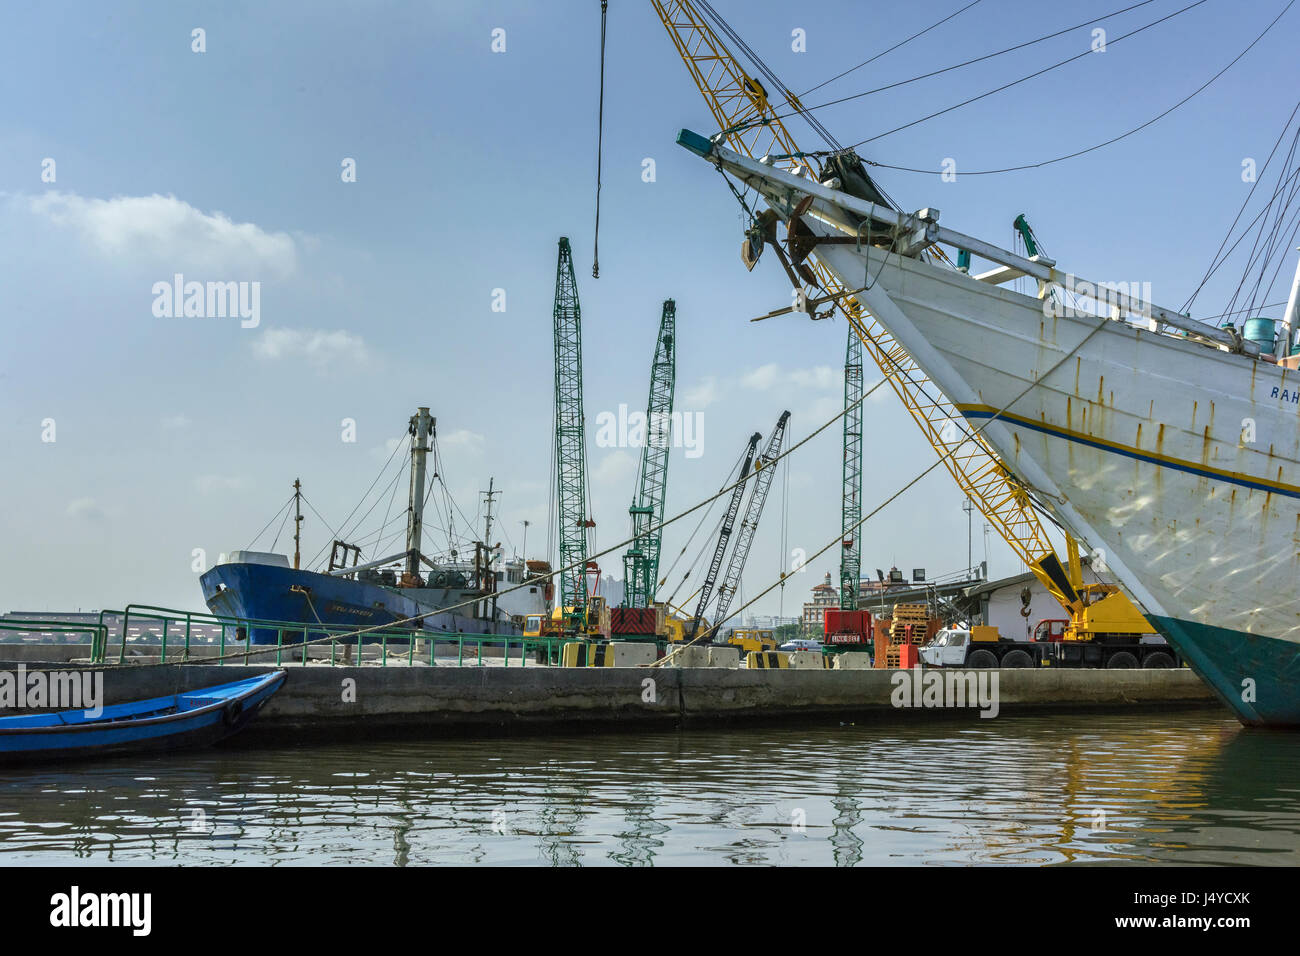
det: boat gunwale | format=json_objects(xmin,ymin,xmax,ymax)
[{"xmin": 0, "ymin": 671, "xmax": 284, "ymax": 737}]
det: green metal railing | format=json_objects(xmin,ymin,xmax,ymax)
[
  {"xmin": 73, "ymin": 604, "xmax": 574, "ymax": 667},
  {"xmin": 0, "ymin": 620, "xmax": 109, "ymax": 657}
]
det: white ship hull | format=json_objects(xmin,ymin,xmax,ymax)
[{"xmin": 684, "ymin": 133, "xmax": 1300, "ymax": 724}]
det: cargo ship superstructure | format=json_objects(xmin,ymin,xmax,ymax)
[{"xmin": 681, "ymin": 132, "xmax": 1300, "ymax": 726}]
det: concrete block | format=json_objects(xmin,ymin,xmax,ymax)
[
  {"xmin": 706, "ymin": 646, "xmax": 741, "ymax": 668},
  {"xmin": 833, "ymin": 652, "xmax": 874, "ymax": 670},
  {"xmin": 788, "ymin": 650, "xmax": 829, "ymax": 670},
  {"xmin": 605, "ymin": 642, "xmax": 657, "ymax": 667},
  {"xmin": 667, "ymin": 645, "xmax": 712, "ymax": 667}
]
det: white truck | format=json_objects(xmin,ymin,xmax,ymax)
[{"xmin": 920, "ymin": 625, "xmax": 1179, "ymax": 669}]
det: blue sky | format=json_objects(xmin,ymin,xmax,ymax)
[{"xmin": 1, "ymin": 0, "xmax": 1296, "ymax": 617}]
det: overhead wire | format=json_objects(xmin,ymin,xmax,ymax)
[
  {"xmin": 844, "ymin": 0, "xmax": 1212, "ymax": 150},
  {"xmin": 796, "ymin": 0, "xmax": 985, "ymax": 100},
  {"xmin": 767, "ymin": 0, "xmax": 1163, "ymax": 129},
  {"xmin": 1184, "ymin": 96, "xmax": 1300, "ymax": 312},
  {"xmin": 865, "ymin": 2, "xmax": 1293, "ymax": 176}
]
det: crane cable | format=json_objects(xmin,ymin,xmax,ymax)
[
  {"xmin": 655, "ymin": 304, "xmax": 1119, "ymax": 666},
  {"xmin": 127, "ymin": 370, "xmax": 890, "ymax": 666},
  {"xmin": 592, "ymin": 0, "xmax": 608, "ymax": 279}
]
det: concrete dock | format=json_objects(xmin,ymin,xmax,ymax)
[{"xmin": 0, "ymin": 657, "xmax": 1225, "ymax": 741}]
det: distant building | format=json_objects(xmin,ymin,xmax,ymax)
[
  {"xmin": 744, "ymin": 613, "xmax": 799, "ymax": 630},
  {"xmin": 801, "ymin": 572, "xmax": 839, "ymax": 635}
]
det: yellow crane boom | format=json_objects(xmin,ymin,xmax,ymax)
[{"xmin": 650, "ymin": 0, "xmax": 1153, "ymax": 638}]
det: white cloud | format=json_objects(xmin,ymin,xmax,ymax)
[
  {"xmin": 441, "ymin": 429, "xmax": 485, "ymax": 453},
  {"xmin": 681, "ymin": 377, "xmax": 718, "ymax": 410},
  {"xmin": 194, "ymin": 475, "xmax": 251, "ymax": 495},
  {"xmin": 161, "ymin": 414, "xmax": 192, "ymax": 430},
  {"xmin": 740, "ymin": 363, "xmax": 780, "ymax": 390},
  {"xmin": 739, "ymin": 363, "xmax": 841, "ymax": 393},
  {"xmin": 788, "ymin": 366, "xmax": 839, "ymax": 390},
  {"xmin": 27, "ymin": 191, "xmax": 298, "ymax": 277},
  {"xmin": 251, "ymin": 328, "xmax": 368, "ymax": 370},
  {"xmin": 370, "ymin": 436, "xmax": 406, "ymax": 461},
  {"xmin": 66, "ymin": 497, "xmax": 106, "ymax": 520}
]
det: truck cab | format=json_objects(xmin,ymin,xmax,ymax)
[{"xmin": 920, "ymin": 627, "xmax": 970, "ymax": 667}]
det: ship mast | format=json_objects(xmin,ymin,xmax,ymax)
[
  {"xmin": 482, "ymin": 477, "xmax": 498, "ymax": 552},
  {"xmin": 293, "ymin": 478, "xmax": 303, "ymax": 570},
  {"xmin": 406, "ymin": 408, "xmax": 434, "ymax": 579},
  {"xmin": 1277, "ymin": 248, "xmax": 1300, "ymax": 361}
]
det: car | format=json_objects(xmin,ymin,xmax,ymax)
[{"xmin": 778, "ymin": 638, "xmax": 823, "ymax": 652}]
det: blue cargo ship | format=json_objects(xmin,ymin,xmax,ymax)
[{"xmin": 200, "ymin": 407, "xmax": 550, "ymax": 645}]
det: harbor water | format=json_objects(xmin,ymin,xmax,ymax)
[{"xmin": 2, "ymin": 709, "xmax": 1295, "ymax": 866}]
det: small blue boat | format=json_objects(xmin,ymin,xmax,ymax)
[{"xmin": 0, "ymin": 671, "xmax": 286, "ymax": 764}]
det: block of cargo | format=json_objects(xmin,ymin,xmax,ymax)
[{"xmin": 971, "ymin": 625, "xmax": 1000, "ymax": 643}]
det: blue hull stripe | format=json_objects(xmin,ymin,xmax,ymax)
[{"xmin": 958, "ymin": 406, "xmax": 1300, "ymax": 500}]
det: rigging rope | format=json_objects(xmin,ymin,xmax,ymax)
[
  {"xmin": 797, "ymin": 0, "xmax": 985, "ymax": 101},
  {"xmin": 655, "ymin": 303, "xmax": 1120, "ymax": 666},
  {"xmin": 134, "ymin": 372, "xmax": 889, "ymax": 666},
  {"xmin": 843, "ymin": 0, "xmax": 1211, "ymax": 150},
  {"xmin": 768, "ymin": 0, "xmax": 1162, "ymax": 129},
  {"xmin": 243, "ymin": 493, "xmax": 295, "ymax": 551},
  {"xmin": 861, "ymin": 1, "xmax": 1295, "ymax": 175},
  {"xmin": 1184, "ymin": 96, "xmax": 1300, "ymax": 312},
  {"xmin": 592, "ymin": 0, "xmax": 608, "ymax": 279}
]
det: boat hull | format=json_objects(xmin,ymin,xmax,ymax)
[
  {"xmin": 807, "ymin": 238, "xmax": 1300, "ymax": 724},
  {"xmin": 200, "ymin": 562, "xmax": 517, "ymax": 644},
  {"xmin": 0, "ymin": 671, "xmax": 285, "ymax": 764}
]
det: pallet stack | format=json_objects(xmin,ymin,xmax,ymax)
[
  {"xmin": 871, "ymin": 604, "xmax": 933, "ymax": 669},
  {"xmin": 889, "ymin": 604, "xmax": 930, "ymax": 645}
]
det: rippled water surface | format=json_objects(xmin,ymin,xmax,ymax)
[{"xmin": 3, "ymin": 710, "xmax": 1298, "ymax": 865}]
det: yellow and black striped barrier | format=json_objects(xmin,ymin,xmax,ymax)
[
  {"xmin": 561, "ymin": 641, "xmax": 614, "ymax": 667},
  {"xmin": 746, "ymin": 651, "xmax": 790, "ymax": 669}
]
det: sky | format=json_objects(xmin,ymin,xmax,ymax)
[{"xmin": 1, "ymin": 0, "xmax": 1297, "ymax": 618}]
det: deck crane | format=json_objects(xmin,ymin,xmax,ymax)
[
  {"xmin": 552, "ymin": 237, "xmax": 595, "ymax": 635},
  {"xmin": 686, "ymin": 431, "xmax": 761, "ymax": 641},
  {"xmin": 623, "ymin": 300, "xmax": 677, "ymax": 609},
  {"xmin": 649, "ymin": 0, "xmax": 1154, "ymax": 645},
  {"xmin": 840, "ymin": 326, "xmax": 862, "ymax": 611},
  {"xmin": 710, "ymin": 410, "xmax": 791, "ymax": 637}
]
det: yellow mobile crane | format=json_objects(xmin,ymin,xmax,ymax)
[{"xmin": 649, "ymin": 0, "xmax": 1155, "ymax": 651}]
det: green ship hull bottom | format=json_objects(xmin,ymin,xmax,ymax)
[{"xmin": 1152, "ymin": 615, "xmax": 1300, "ymax": 726}]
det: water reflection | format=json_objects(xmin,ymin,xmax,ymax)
[{"xmin": 2, "ymin": 711, "xmax": 1296, "ymax": 865}]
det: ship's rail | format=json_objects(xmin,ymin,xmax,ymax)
[{"xmin": 83, "ymin": 603, "xmax": 574, "ymax": 667}]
